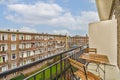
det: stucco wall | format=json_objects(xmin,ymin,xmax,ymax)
[
  {"xmin": 115, "ymin": 0, "xmax": 120, "ymax": 69},
  {"xmin": 89, "ymin": 19, "xmax": 117, "ymax": 65}
]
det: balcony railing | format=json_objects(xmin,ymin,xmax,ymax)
[
  {"xmin": 0, "ymin": 44, "xmax": 88, "ymax": 80},
  {"xmin": 24, "ymin": 45, "xmax": 87, "ymax": 80}
]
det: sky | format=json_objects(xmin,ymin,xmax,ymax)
[{"xmin": 0, "ymin": 0, "xmax": 99, "ymax": 36}]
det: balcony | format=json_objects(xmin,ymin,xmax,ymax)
[
  {"xmin": 0, "ymin": 46, "xmax": 82, "ymax": 79},
  {"xmin": 19, "ymin": 39, "xmax": 46, "ymax": 43},
  {"xmin": 19, "ymin": 47, "xmax": 37, "ymax": 51},
  {"xmin": 0, "ymin": 51, "xmax": 7, "ymax": 54},
  {"xmin": 0, "ymin": 45, "xmax": 119, "ymax": 80},
  {"xmin": 24, "ymin": 46, "xmax": 120, "ymax": 80}
]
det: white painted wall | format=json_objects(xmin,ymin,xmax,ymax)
[{"xmin": 89, "ymin": 19, "xmax": 117, "ymax": 65}]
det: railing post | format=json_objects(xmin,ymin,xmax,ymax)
[
  {"xmin": 63, "ymin": 59, "xmax": 66, "ymax": 80},
  {"xmin": 60, "ymin": 54, "xmax": 62, "ymax": 80},
  {"xmin": 43, "ymin": 71, "xmax": 45, "ymax": 80},
  {"xmin": 33, "ymin": 75, "xmax": 36, "ymax": 80},
  {"xmin": 56, "ymin": 64, "xmax": 58, "ymax": 80},
  {"xmin": 50, "ymin": 67, "xmax": 52, "ymax": 80}
]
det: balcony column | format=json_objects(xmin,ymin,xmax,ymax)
[{"xmin": 115, "ymin": 0, "xmax": 120, "ymax": 69}]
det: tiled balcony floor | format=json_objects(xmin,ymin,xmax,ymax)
[{"xmin": 88, "ymin": 63, "xmax": 120, "ymax": 80}]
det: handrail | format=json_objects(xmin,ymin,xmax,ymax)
[
  {"xmin": 24, "ymin": 52, "xmax": 75, "ymax": 80},
  {"xmin": 0, "ymin": 45, "xmax": 85, "ymax": 77},
  {"xmin": 24, "ymin": 44, "xmax": 88, "ymax": 80}
]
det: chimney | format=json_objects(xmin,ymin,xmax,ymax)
[
  {"xmin": 8, "ymin": 29, "xmax": 10, "ymax": 31},
  {"xmin": 17, "ymin": 30, "xmax": 19, "ymax": 32}
]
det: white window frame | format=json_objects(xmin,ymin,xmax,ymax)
[
  {"xmin": 11, "ymin": 63, "xmax": 17, "ymax": 69},
  {"xmin": 11, "ymin": 34, "xmax": 16, "ymax": 41},
  {"xmin": 1, "ymin": 44, "xmax": 8, "ymax": 51},
  {"xmin": 2, "ymin": 65, "xmax": 8, "ymax": 72},
  {"xmin": 19, "ymin": 44, "xmax": 24, "ymax": 49},
  {"xmin": 26, "ymin": 44, "xmax": 31, "ymax": 48},
  {"xmin": 19, "ymin": 34, "xmax": 24, "ymax": 40},
  {"xmin": 11, "ymin": 44, "xmax": 16, "ymax": 50},
  {"xmin": 26, "ymin": 35, "xmax": 31, "ymax": 40},
  {"xmin": 0, "ymin": 34, "xmax": 8, "ymax": 40}
]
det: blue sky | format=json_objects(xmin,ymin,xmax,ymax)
[{"xmin": 0, "ymin": 0, "xmax": 99, "ymax": 36}]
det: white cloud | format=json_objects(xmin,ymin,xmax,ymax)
[
  {"xmin": 53, "ymin": 30, "xmax": 70, "ymax": 35},
  {"xmin": 7, "ymin": 3, "xmax": 63, "ymax": 19},
  {"xmin": 20, "ymin": 27, "xmax": 37, "ymax": 33},
  {"xmin": 76, "ymin": 11, "xmax": 99, "ymax": 31},
  {"xmin": 6, "ymin": 2, "xmax": 99, "ymax": 31}
]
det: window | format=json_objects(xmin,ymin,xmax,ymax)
[
  {"xmin": 0, "ymin": 55, "xmax": 7, "ymax": 63},
  {"xmin": 27, "ymin": 51, "xmax": 31, "ymax": 57},
  {"xmin": 11, "ymin": 44, "xmax": 16, "ymax": 50},
  {"xmin": 2, "ymin": 65, "xmax": 8, "ymax": 72},
  {"xmin": 1, "ymin": 44, "xmax": 8, "ymax": 51},
  {"xmin": 35, "ymin": 36, "xmax": 39, "ymax": 40},
  {"xmin": 26, "ymin": 35, "xmax": 31, "ymax": 40},
  {"xmin": 3, "ymin": 56, "xmax": 7, "ymax": 62},
  {"xmin": 26, "ymin": 44, "xmax": 31, "ymax": 48},
  {"xmin": 19, "ymin": 35, "xmax": 24, "ymax": 40},
  {"xmin": 20, "ymin": 52, "xmax": 27, "ymax": 58},
  {"xmin": 35, "ymin": 43, "xmax": 39, "ymax": 47},
  {"xmin": 11, "ymin": 63, "xmax": 17, "ymax": 69},
  {"xmin": 19, "ymin": 44, "xmax": 24, "ymax": 49},
  {"xmin": 11, "ymin": 34, "xmax": 16, "ymax": 41},
  {"xmin": 0, "ymin": 34, "xmax": 8, "ymax": 40},
  {"xmin": 26, "ymin": 59, "xmax": 31, "ymax": 64},
  {"xmin": 11, "ymin": 54, "xmax": 16, "ymax": 60}
]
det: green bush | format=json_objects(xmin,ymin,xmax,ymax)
[{"xmin": 10, "ymin": 73, "xmax": 25, "ymax": 80}]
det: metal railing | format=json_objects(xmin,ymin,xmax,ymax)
[
  {"xmin": 24, "ymin": 45, "xmax": 87, "ymax": 80},
  {"xmin": 0, "ymin": 44, "xmax": 88, "ymax": 80}
]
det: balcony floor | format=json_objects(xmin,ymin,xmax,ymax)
[{"xmin": 87, "ymin": 63, "xmax": 120, "ymax": 80}]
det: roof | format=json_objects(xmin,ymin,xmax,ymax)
[
  {"xmin": 95, "ymin": 0, "xmax": 114, "ymax": 21},
  {"xmin": 0, "ymin": 30, "xmax": 66, "ymax": 37}
]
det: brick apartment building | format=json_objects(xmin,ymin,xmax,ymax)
[
  {"xmin": 0, "ymin": 30, "xmax": 88, "ymax": 76},
  {"xmin": 0, "ymin": 30, "xmax": 67, "ymax": 72},
  {"xmin": 68, "ymin": 35, "xmax": 88, "ymax": 49}
]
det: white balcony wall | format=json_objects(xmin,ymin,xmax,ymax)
[{"xmin": 89, "ymin": 19, "xmax": 117, "ymax": 65}]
